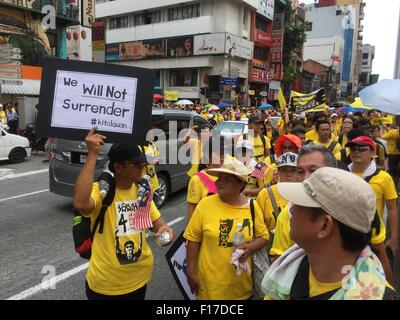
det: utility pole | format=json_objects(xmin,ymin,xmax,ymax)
[{"xmin": 224, "ymin": 43, "xmax": 236, "ymax": 102}]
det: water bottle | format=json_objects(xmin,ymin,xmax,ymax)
[
  {"xmin": 156, "ymin": 231, "xmax": 172, "ymax": 246},
  {"xmin": 232, "ymin": 222, "xmax": 245, "ymax": 249},
  {"xmin": 99, "ymin": 180, "xmax": 109, "ymax": 198}
]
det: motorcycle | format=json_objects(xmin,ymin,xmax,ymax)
[{"xmin": 23, "ymin": 123, "xmax": 47, "ymax": 153}]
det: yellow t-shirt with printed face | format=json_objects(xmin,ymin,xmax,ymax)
[
  {"xmin": 84, "ymin": 182, "xmax": 161, "ymax": 295},
  {"xmin": 184, "ymin": 195, "xmax": 269, "ymax": 300},
  {"xmin": 256, "ymin": 185, "xmax": 288, "ymax": 231},
  {"xmin": 143, "ymin": 143, "xmax": 160, "ymax": 191},
  {"xmin": 382, "ymin": 129, "xmax": 400, "ymax": 155},
  {"xmin": 249, "ymin": 135, "xmax": 271, "ymax": 161},
  {"xmin": 187, "ymin": 170, "xmax": 217, "ymax": 204},
  {"xmin": 269, "ymin": 205, "xmax": 294, "ymax": 256},
  {"xmin": 312, "ymin": 140, "xmax": 342, "ymax": 160}
]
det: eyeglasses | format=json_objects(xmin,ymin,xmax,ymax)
[{"xmin": 350, "ymin": 146, "xmax": 371, "ymax": 153}]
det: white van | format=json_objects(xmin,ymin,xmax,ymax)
[{"xmin": 0, "ymin": 127, "xmax": 31, "ymax": 163}]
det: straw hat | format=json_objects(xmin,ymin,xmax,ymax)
[{"xmin": 207, "ymin": 157, "xmax": 253, "ymax": 183}]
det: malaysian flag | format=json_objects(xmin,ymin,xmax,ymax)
[
  {"xmin": 133, "ymin": 184, "xmax": 154, "ymax": 230},
  {"xmin": 251, "ymin": 161, "xmax": 268, "ymax": 179}
]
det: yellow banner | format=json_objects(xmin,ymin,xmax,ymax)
[
  {"xmin": 248, "ymin": 90, "xmax": 255, "ymax": 96},
  {"xmin": 164, "ymin": 90, "xmax": 179, "ymax": 101},
  {"xmin": 305, "ymin": 104, "xmax": 329, "ymax": 113}
]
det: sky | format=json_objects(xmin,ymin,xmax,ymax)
[{"xmin": 301, "ymin": 0, "xmax": 400, "ymax": 80}]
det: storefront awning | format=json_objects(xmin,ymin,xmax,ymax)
[{"xmin": 0, "ymin": 79, "xmax": 40, "ymax": 96}]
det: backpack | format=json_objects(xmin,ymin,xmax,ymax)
[{"xmin": 73, "ymin": 171, "xmax": 115, "ymax": 259}]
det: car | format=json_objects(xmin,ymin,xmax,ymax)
[
  {"xmin": 213, "ymin": 120, "xmax": 248, "ymax": 140},
  {"xmin": 0, "ymin": 127, "xmax": 31, "ymax": 163},
  {"xmin": 49, "ymin": 108, "xmax": 212, "ymax": 208}
]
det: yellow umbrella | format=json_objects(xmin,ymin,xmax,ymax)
[{"xmin": 350, "ymin": 98, "xmax": 372, "ymax": 110}]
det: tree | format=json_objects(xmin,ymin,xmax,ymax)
[{"xmin": 282, "ymin": 0, "xmax": 307, "ymax": 92}]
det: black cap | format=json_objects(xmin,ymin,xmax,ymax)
[
  {"xmin": 108, "ymin": 143, "xmax": 148, "ymax": 165},
  {"xmin": 248, "ymin": 116, "xmax": 262, "ymax": 124}
]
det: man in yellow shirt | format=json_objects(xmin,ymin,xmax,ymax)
[
  {"xmin": 382, "ymin": 119, "xmax": 400, "ymax": 188},
  {"xmin": 263, "ymin": 167, "xmax": 396, "ymax": 300},
  {"xmin": 73, "ymin": 129, "xmax": 174, "ymax": 300},
  {"xmin": 308, "ymin": 120, "xmax": 341, "ymax": 160},
  {"xmin": 346, "ymin": 136, "xmax": 398, "ymax": 285},
  {"xmin": 245, "ymin": 117, "xmax": 271, "ymax": 162}
]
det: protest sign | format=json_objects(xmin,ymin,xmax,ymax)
[{"xmin": 36, "ymin": 57, "xmax": 155, "ymax": 145}]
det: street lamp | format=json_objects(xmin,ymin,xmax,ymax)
[{"xmin": 224, "ymin": 42, "xmax": 236, "ymax": 102}]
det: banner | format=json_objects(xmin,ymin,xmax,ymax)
[
  {"xmin": 290, "ymin": 88, "xmax": 326, "ymax": 112},
  {"xmin": 120, "ymin": 39, "xmax": 166, "ymax": 61},
  {"xmin": 36, "ymin": 57, "xmax": 155, "ymax": 145},
  {"xmin": 165, "ymin": 232, "xmax": 196, "ymax": 300},
  {"xmin": 167, "ymin": 36, "xmax": 194, "ymax": 58},
  {"xmin": 164, "ymin": 90, "xmax": 179, "ymax": 101},
  {"xmin": 81, "ymin": 0, "xmax": 95, "ymax": 28},
  {"xmin": 193, "ymin": 33, "xmax": 225, "ymax": 55}
]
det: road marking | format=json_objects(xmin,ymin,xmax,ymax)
[
  {"xmin": 0, "ymin": 168, "xmax": 15, "ymax": 177},
  {"xmin": 7, "ymin": 263, "xmax": 90, "ymax": 301},
  {"xmin": 0, "ymin": 189, "xmax": 49, "ymax": 203},
  {"xmin": 7, "ymin": 216, "xmax": 186, "ymax": 300},
  {"xmin": 0, "ymin": 168, "xmax": 48, "ymax": 181}
]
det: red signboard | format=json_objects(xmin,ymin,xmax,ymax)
[
  {"xmin": 272, "ymin": 63, "xmax": 282, "ymax": 81},
  {"xmin": 256, "ymin": 30, "xmax": 273, "ymax": 47},
  {"xmin": 249, "ymin": 67, "xmax": 270, "ymax": 83}
]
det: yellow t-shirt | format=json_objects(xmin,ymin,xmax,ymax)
[
  {"xmin": 263, "ymin": 156, "xmax": 278, "ymax": 186},
  {"xmin": 186, "ymin": 138, "xmax": 202, "ymax": 177},
  {"xmin": 277, "ymin": 118, "xmax": 286, "ymax": 135},
  {"xmin": 269, "ymin": 205, "xmax": 294, "ymax": 256},
  {"xmin": 248, "ymin": 135, "xmax": 271, "ymax": 161},
  {"xmin": 311, "ymin": 140, "xmax": 342, "ymax": 160},
  {"xmin": 187, "ymin": 170, "xmax": 217, "ymax": 204},
  {"xmin": 200, "ymin": 111, "xmax": 209, "ymax": 120},
  {"xmin": 0, "ymin": 111, "xmax": 7, "ymax": 124},
  {"xmin": 256, "ymin": 185, "xmax": 288, "ymax": 231},
  {"xmin": 382, "ymin": 129, "xmax": 400, "ymax": 155},
  {"xmin": 215, "ymin": 114, "xmax": 224, "ymax": 124},
  {"xmin": 184, "ymin": 195, "xmax": 269, "ymax": 300},
  {"xmin": 309, "ymin": 268, "xmax": 342, "ymax": 298},
  {"xmin": 84, "ymin": 182, "xmax": 161, "ymax": 295},
  {"xmin": 143, "ymin": 143, "xmax": 160, "ymax": 191},
  {"xmin": 305, "ymin": 129, "xmax": 319, "ymax": 142}
]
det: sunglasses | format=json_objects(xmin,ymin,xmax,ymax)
[{"xmin": 350, "ymin": 145, "xmax": 371, "ymax": 153}]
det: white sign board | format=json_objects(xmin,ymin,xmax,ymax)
[
  {"xmin": 257, "ymin": 0, "xmax": 275, "ymax": 21},
  {"xmin": 225, "ymin": 33, "xmax": 253, "ymax": 60},
  {"xmin": 193, "ymin": 33, "xmax": 225, "ymax": 55},
  {"xmin": 51, "ymin": 70, "xmax": 137, "ymax": 134}
]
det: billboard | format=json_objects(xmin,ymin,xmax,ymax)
[
  {"xmin": 225, "ymin": 33, "xmax": 253, "ymax": 60},
  {"xmin": 193, "ymin": 33, "xmax": 225, "ymax": 55},
  {"xmin": 105, "ymin": 43, "xmax": 120, "ymax": 61},
  {"xmin": 120, "ymin": 39, "xmax": 166, "ymax": 61},
  {"xmin": 92, "ymin": 20, "xmax": 105, "ymax": 51},
  {"xmin": 167, "ymin": 36, "xmax": 194, "ymax": 58},
  {"xmin": 81, "ymin": 0, "xmax": 95, "ymax": 28}
]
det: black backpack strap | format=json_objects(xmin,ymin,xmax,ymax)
[
  {"xmin": 250, "ymin": 199, "xmax": 255, "ymax": 238},
  {"xmin": 91, "ymin": 172, "xmax": 116, "ymax": 238},
  {"xmin": 270, "ymin": 154, "xmax": 275, "ymax": 164},
  {"xmin": 340, "ymin": 148, "xmax": 347, "ymax": 162},
  {"xmin": 338, "ymin": 134, "xmax": 343, "ymax": 146},
  {"xmin": 328, "ymin": 141, "xmax": 338, "ymax": 153},
  {"xmin": 260, "ymin": 134, "xmax": 267, "ymax": 154},
  {"xmin": 266, "ymin": 187, "xmax": 279, "ymax": 220},
  {"xmin": 290, "ymin": 256, "xmax": 340, "ymax": 300}
]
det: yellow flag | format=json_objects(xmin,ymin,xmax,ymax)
[{"xmin": 278, "ymin": 88, "xmax": 286, "ymax": 110}]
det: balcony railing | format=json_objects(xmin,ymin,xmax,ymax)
[{"xmin": 0, "ymin": 0, "xmax": 80, "ymax": 24}]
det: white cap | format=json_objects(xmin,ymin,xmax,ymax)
[
  {"xmin": 277, "ymin": 152, "xmax": 298, "ymax": 168},
  {"xmin": 330, "ymin": 113, "xmax": 338, "ymax": 118},
  {"xmin": 235, "ymin": 140, "xmax": 253, "ymax": 151}
]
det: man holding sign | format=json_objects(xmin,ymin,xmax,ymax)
[{"xmin": 73, "ymin": 128, "xmax": 174, "ymax": 300}]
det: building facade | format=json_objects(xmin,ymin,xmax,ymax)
[
  {"xmin": 395, "ymin": 6, "xmax": 400, "ymax": 80},
  {"xmin": 359, "ymin": 44, "xmax": 374, "ymax": 88},
  {"xmin": 95, "ymin": 0, "xmax": 261, "ymax": 105},
  {"xmin": 304, "ymin": 0, "xmax": 366, "ymax": 99}
]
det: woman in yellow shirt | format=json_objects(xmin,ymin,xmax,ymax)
[
  {"xmin": 184, "ymin": 158, "xmax": 269, "ymax": 300},
  {"xmin": 187, "ymin": 136, "xmax": 225, "ymax": 223}
]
